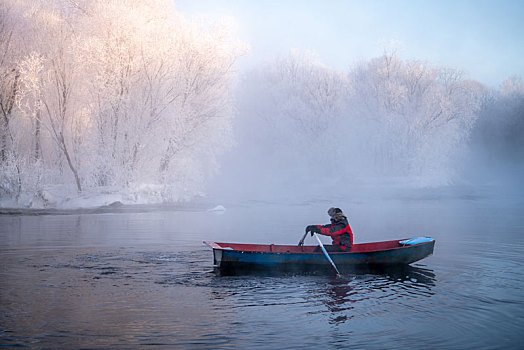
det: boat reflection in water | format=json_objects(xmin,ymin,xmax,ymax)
[{"xmin": 314, "ymin": 265, "xmax": 437, "ymax": 325}]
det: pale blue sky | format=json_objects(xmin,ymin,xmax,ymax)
[{"xmin": 176, "ymin": 0, "xmax": 524, "ymax": 88}]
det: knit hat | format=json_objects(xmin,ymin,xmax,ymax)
[{"xmin": 327, "ymin": 207, "xmax": 344, "ymax": 218}]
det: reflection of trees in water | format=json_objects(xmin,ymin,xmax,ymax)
[{"xmin": 318, "ymin": 265, "xmax": 436, "ymax": 325}]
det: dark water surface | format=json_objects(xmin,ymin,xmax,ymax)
[{"xmin": 1, "ymin": 194, "xmax": 523, "ymax": 349}]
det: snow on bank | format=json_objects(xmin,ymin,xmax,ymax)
[
  {"xmin": 208, "ymin": 205, "xmax": 226, "ymax": 212},
  {"xmin": 2, "ymin": 177, "xmax": 514, "ymax": 211},
  {"xmin": 0, "ymin": 183, "xmax": 203, "ymax": 210}
]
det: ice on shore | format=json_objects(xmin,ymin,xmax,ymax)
[{"xmin": 208, "ymin": 205, "xmax": 226, "ymax": 212}]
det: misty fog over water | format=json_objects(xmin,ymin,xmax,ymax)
[
  {"xmin": 1, "ymin": 193, "xmax": 523, "ymax": 348},
  {"xmin": 1, "ymin": 0, "xmax": 523, "ymax": 209}
]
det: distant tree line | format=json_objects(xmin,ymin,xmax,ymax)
[
  {"xmin": 466, "ymin": 76, "xmax": 524, "ymax": 183},
  {"xmin": 235, "ymin": 50, "xmax": 523, "ymax": 187}
]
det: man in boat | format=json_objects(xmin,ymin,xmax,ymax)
[{"xmin": 304, "ymin": 207, "xmax": 353, "ymax": 252}]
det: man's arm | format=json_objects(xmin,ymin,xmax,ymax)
[{"xmin": 318, "ymin": 222, "xmax": 347, "ymax": 236}]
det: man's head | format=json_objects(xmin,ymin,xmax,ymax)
[{"xmin": 328, "ymin": 207, "xmax": 344, "ymax": 219}]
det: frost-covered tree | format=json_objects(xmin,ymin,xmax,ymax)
[
  {"xmin": 0, "ymin": 1, "xmax": 26, "ymax": 199},
  {"xmin": 74, "ymin": 0, "xmax": 242, "ymax": 195},
  {"xmin": 27, "ymin": 10, "xmax": 83, "ymax": 192},
  {"xmin": 466, "ymin": 75, "xmax": 524, "ymax": 183},
  {"xmin": 237, "ymin": 50, "xmax": 348, "ymax": 180},
  {"xmin": 2, "ymin": 0, "xmax": 244, "ymax": 206},
  {"xmin": 0, "ymin": 4, "xmax": 17, "ymax": 162},
  {"xmin": 235, "ymin": 50, "xmax": 485, "ymax": 190},
  {"xmin": 348, "ymin": 50, "xmax": 485, "ymax": 181}
]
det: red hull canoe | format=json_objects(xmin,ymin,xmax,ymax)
[{"xmin": 204, "ymin": 237, "xmax": 435, "ymax": 273}]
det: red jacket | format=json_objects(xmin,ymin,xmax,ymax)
[{"xmin": 316, "ymin": 217, "xmax": 353, "ymax": 251}]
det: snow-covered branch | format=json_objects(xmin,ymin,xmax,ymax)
[{"xmin": 1, "ymin": 0, "xmax": 243, "ymax": 206}]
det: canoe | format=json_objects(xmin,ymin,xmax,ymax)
[{"xmin": 203, "ymin": 237, "xmax": 435, "ymax": 274}]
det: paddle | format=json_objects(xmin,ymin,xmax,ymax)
[
  {"xmin": 313, "ymin": 233, "xmax": 341, "ymax": 276},
  {"xmin": 298, "ymin": 232, "xmax": 308, "ymax": 246}
]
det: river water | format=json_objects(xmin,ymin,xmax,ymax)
[{"xmin": 1, "ymin": 191, "xmax": 523, "ymax": 349}]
